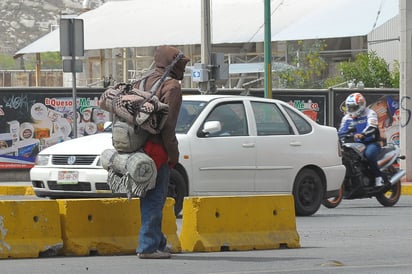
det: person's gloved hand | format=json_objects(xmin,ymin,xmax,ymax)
[{"xmin": 354, "ymin": 133, "xmax": 364, "ymax": 139}]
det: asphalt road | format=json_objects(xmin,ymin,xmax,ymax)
[{"xmin": 1, "ymin": 195, "xmax": 412, "ymax": 274}]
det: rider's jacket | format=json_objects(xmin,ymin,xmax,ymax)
[{"xmin": 338, "ymin": 108, "xmax": 380, "ymax": 143}]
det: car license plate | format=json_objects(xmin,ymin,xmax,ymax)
[{"xmin": 57, "ymin": 170, "xmax": 79, "ymax": 184}]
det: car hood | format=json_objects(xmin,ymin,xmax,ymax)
[
  {"xmin": 38, "ymin": 132, "xmax": 187, "ymax": 156},
  {"xmin": 39, "ymin": 133, "xmax": 114, "ymax": 155}
]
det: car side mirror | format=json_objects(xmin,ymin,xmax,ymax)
[{"xmin": 198, "ymin": 121, "xmax": 222, "ymax": 137}]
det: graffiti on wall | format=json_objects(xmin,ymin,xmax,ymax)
[
  {"xmin": 400, "ymin": 96, "xmax": 411, "ymax": 128},
  {"xmin": 0, "ymin": 91, "xmax": 110, "ymax": 169},
  {"xmin": 273, "ymin": 94, "xmax": 326, "ymax": 125}
]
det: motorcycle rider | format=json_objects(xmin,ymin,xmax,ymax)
[{"xmin": 338, "ymin": 92, "xmax": 384, "ymax": 187}]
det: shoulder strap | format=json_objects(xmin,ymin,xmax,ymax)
[{"xmin": 138, "ymin": 78, "xmax": 146, "ymax": 91}]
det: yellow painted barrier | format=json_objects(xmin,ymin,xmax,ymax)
[
  {"xmin": 161, "ymin": 198, "xmax": 182, "ymax": 252},
  {"xmin": 0, "ymin": 186, "xmax": 34, "ymax": 196},
  {"xmin": 0, "ymin": 200, "xmax": 63, "ymax": 258},
  {"xmin": 401, "ymin": 183, "xmax": 412, "ymax": 195},
  {"xmin": 58, "ymin": 197, "xmax": 180, "ymax": 256},
  {"xmin": 179, "ymin": 195, "xmax": 300, "ymax": 252}
]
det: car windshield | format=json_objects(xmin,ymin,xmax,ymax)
[
  {"xmin": 176, "ymin": 100, "xmax": 207, "ymax": 134},
  {"xmin": 103, "ymin": 100, "xmax": 207, "ymax": 134}
]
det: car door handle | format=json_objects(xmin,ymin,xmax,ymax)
[
  {"xmin": 242, "ymin": 143, "xmax": 255, "ymax": 148},
  {"xmin": 289, "ymin": 141, "xmax": 302, "ymax": 146}
]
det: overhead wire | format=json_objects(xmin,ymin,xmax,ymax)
[{"xmin": 246, "ymin": 0, "xmax": 285, "ymax": 44}]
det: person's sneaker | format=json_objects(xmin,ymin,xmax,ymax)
[
  {"xmin": 138, "ymin": 250, "xmax": 171, "ymax": 259},
  {"xmin": 375, "ymin": 177, "xmax": 384, "ymax": 187},
  {"xmin": 161, "ymin": 245, "xmax": 173, "ymax": 253}
]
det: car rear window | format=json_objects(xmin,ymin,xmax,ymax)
[{"xmin": 283, "ymin": 105, "xmax": 313, "ymax": 134}]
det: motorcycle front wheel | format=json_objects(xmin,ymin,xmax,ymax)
[
  {"xmin": 322, "ymin": 186, "xmax": 343, "ymax": 208},
  {"xmin": 375, "ymin": 181, "xmax": 401, "ymax": 207}
]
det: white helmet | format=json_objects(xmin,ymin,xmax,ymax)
[{"xmin": 345, "ymin": 93, "xmax": 366, "ymax": 117}]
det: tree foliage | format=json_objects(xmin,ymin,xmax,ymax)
[
  {"xmin": 338, "ymin": 51, "xmax": 392, "ymax": 87},
  {"xmin": 277, "ymin": 40, "xmax": 328, "ymax": 89},
  {"xmin": 390, "ymin": 60, "xmax": 400, "ymax": 88},
  {"xmin": 325, "ymin": 51, "xmax": 398, "ymax": 88},
  {"xmin": 0, "ymin": 54, "xmax": 18, "ymax": 69},
  {"xmin": 0, "ymin": 52, "xmax": 62, "ymax": 70},
  {"xmin": 24, "ymin": 52, "xmax": 62, "ymax": 70}
]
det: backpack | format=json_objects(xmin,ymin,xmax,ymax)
[
  {"xmin": 99, "ymin": 52, "xmax": 185, "ymax": 197},
  {"xmin": 111, "ymin": 117, "xmax": 149, "ymax": 153},
  {"xmin": 99, "ymin": 81, "xmax": 169, "ymax": 135}
]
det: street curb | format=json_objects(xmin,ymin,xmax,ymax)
[{"xmin": 0, "ymin": 184, "xmax": 411, "ymax": 197}]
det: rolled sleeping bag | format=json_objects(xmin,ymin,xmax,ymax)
[{"xmin": 101, "ymin": 148, "xmax": 157, "ymax": 186}]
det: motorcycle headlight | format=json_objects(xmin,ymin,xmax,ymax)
[{"xmin": 35, "ymin": 155, "xmax": 50, "ymax": 166}]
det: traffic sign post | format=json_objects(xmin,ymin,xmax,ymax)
[
  {"xmin": 59, "ymin": 16, "xmax": 84, "ymax": 138},
  {"xmin": 59, "ymin": 18, "xmax": 84, "ymax": 57}
]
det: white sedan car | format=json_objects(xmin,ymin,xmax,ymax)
[{"xmin": 31, "ymin": 95, "xmax": 345, "ymax": 216}]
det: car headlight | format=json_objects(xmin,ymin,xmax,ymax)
[
  {"xmin": 35, "ymin": 155, "xmax": 50, "ymax": 166},
  {"xmin": 96, "ymin": 156, "xmax": 102, "ymax": 167}
]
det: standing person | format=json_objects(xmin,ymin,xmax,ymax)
[
  {"xmin": 136, "ymin": 46, "xmax": 190, "ymax": 259},
  {"xmin": 338, "ymin": 92, "xmax": 384, "ymax": 187}
]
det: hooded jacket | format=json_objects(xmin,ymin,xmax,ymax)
[{"xmin": 139, "ymin": 46, "xmax": 190, "ymax": 166}]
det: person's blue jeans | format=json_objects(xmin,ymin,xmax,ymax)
[
  {"xmin": 364, "ymin": 142, "xmax": 382, "ymax": 177},
  {"xmin": 136, "ymin": 164, "xmax": 170, "ymax": 254}
]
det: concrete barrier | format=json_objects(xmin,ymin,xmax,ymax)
[
  {"xmin": 58, "ymin": 197, "xmax": 180, "ymax": 256},
  {"xmin": 0, "ymin": 186, "xmax": 34, "ymax": 196},
  {"xmin": 0, "ymin": 200, "xmax": 63, "ymax": 258},
  {"xmin": 179, "ymin": 195, "xmax": 300, "ymax": 252},
  {"xmin": 161, "ymin": 198, "xmax": 182, "ymax": 252},
  {"xmin": 401, "ymin": 182, "xmax": 412, "ymax": 195}
]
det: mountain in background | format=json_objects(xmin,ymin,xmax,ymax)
[{"xmin": 0, "ymin": 0, "xmax": 105, "ymax": 55}]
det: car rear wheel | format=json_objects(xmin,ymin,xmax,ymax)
[{"xmin": 293, "ymin": 168, "xmax": 324, "ymax": 216}]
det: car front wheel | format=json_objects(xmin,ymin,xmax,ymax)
[{"xmin": 293, "ymin": 168, "xmax": 324, "ymax": 216}]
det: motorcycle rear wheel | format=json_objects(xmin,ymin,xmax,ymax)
[
  {"xmin": 322, "ymin": 186, "xmax": 343, "ymax": 208},
  {"xmin": 375, "ymin": 181, "xmax": 401, "ymax": 207}
]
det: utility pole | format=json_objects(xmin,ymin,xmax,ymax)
[
  {"xmin": 400, "ymin": 0, "xmax": 412, "ymax": 181},
  {"xmin": 192, "ymin": 0, "xmax": 228, "ymax": 93},
  {"xmin": 264, "ymin": 0, "xmax": 272, "ymax": 98},
  {"xmin": 199, "ymin": 0, "xmax": 215, "ymax": 94}
]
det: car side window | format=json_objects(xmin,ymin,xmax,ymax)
[
  {"xmin": 284, "ymin": 106, "xmax": 313, "ymax": 134},
  {"xmin": 251, "ymin": 101, "xmax": 293, "ymax": 136},
  {"xmin": 204, "ymin": 102, "xmax": 248, "ymax": 137}
]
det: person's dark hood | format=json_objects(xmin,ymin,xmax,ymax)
[{"xmin": 154, "ymin": 46, "xmax": 190, "ymax": 80}]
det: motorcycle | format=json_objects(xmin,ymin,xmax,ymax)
[{"xmin": 322, "ymin": 129, "xmax": 406, "ymax": 208}]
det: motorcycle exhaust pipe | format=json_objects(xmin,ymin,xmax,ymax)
[{"xmin": 390, "ymin": 169, "xmax": 406, "ymax": 185}]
